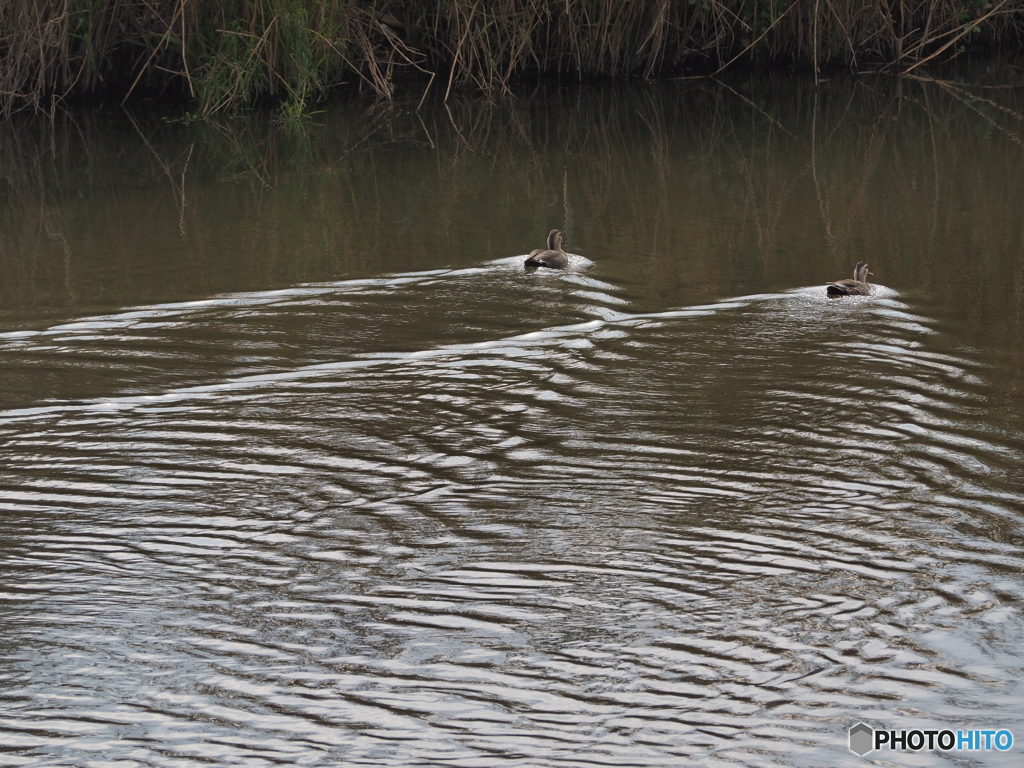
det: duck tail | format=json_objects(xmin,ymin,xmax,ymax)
[{"xmin": 524, "ymin": 257, "xmax": 543, "ymax": 269}]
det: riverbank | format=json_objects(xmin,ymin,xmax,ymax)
[{"xmin": 3, "ymin": 0, "xmax": 1024, "ymax": 117}]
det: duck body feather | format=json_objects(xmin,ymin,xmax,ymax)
[
  {"xmin": 525, "ymin": 229, "xmax": 568, "ymax": 270},
  {"xmin": 827, "ymin": 261, "xmax": 872, "ymax": 296}
]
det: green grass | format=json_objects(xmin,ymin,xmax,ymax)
[{"xmin": 2, "ymin": 0, "xmax": 1023, "ymax": 117}]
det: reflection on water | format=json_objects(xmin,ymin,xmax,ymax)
[{"xmin": 1, "ymin": 75, "xmax": 1023, "ymax": 766}]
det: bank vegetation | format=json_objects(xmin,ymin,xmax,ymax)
[{"xmin": 3, "ymin": 0, "xmax": 1024, "ymax": 116}]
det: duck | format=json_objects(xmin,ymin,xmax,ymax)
[
  {"xmin": 524, "ymin": 229, "xmax": 568, "ymax": 270},
  {"xmin": 826, "ymin": 261, "xmax": 873, "ymax": 297}
]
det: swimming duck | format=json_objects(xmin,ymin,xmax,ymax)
[
  {"xmin": 826, "ymin": 261, "xmax": 873, "ymax": 297},
  {"xmin": 524, "ymin": 229, "xmax": 568, "ymax": 270}
]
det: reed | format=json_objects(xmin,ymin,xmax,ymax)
[{"xmin": 2, "ymin": 0, "xmax": 1023, "ymax": 116}]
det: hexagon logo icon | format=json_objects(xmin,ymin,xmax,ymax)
[{"xmin": 849, "ymin": 722, "xmax": 874, "ymax": 756}]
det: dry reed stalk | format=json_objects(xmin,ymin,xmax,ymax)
[{"xmin": 2, "ymin": 0, "xmax": 1024, "ymax": 117}]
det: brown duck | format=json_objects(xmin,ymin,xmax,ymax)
[
  {"xmin": 524, "ymin": 229, "xmax": 568, "ymax": 270},
  {"xmin": 826, "ymin": 261, "xmax": 873, "ymax": 297}
]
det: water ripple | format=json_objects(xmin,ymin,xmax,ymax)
[{"xmin": 1, "ymin": 267, "xmax": 1022, "ymax": 766}]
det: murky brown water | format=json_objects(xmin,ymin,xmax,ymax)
[{"xmin": 1, "ymin": 73, "xmax": 1023, "ymax": 767}]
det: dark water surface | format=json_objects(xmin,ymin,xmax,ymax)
[{"xmin": 1, "ymin": 74, "xmax": 1023, "ymax": 767}]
